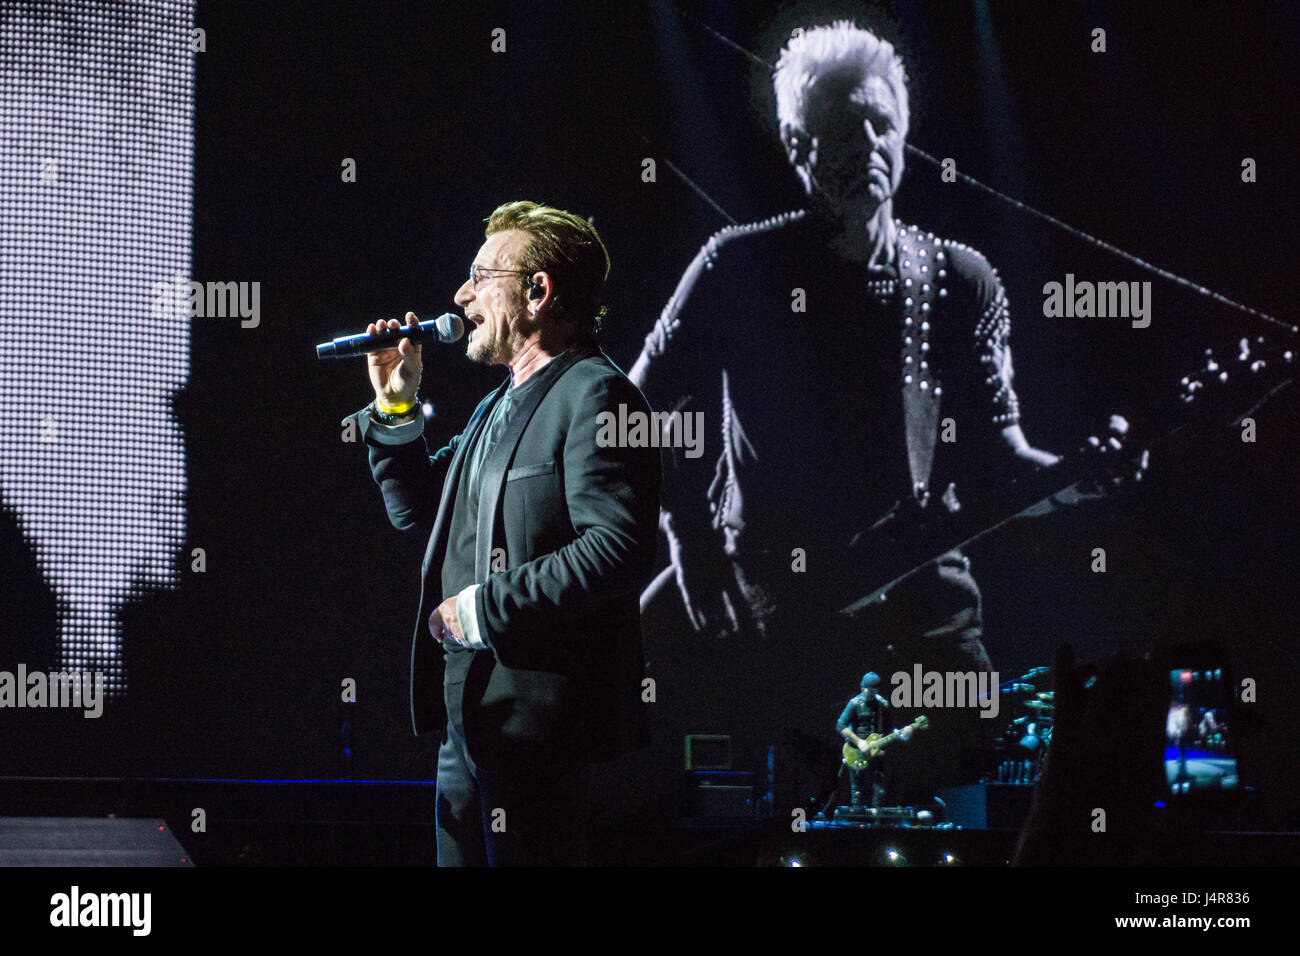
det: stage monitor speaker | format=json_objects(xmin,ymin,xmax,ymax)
[{"xmin": 682, "ymin": 772, "xmax": 755, "ymax": 823}]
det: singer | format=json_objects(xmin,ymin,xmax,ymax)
[{"xmin": 342, "ymin": 201, "xmax": 661, "ymax": 865}]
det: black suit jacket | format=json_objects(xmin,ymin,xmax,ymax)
[{"xmin": 354, "ymin": 341, "xmax": 659, "ymax": 767}]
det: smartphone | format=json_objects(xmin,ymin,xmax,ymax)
[{"xmin": 1157, "ymin": 642, "xmax": 1238, "ymax": 797}]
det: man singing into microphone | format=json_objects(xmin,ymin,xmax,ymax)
[{"xmin": 343, "ymin": 201, "xmax": 661, "ymax": 865}]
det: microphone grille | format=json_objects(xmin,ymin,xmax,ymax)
[{"xmin": 437, "ymin": 313, "xmax": 465, "ymax": 342}]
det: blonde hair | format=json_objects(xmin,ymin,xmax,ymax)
[
  {"xmin": 485, "ymin": 201, "xmax": 610, "ymax": 335},
  {"xmin": 773, "ymin": 21, "xmax": 909, "ymax": 138}
]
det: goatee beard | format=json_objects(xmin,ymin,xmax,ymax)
[
  {"xmin": 466, "ymin": 310, "xmax": 539, "ymax": 366},
  {"xmin": 466, "ymin": 324, "xmax": 497, "ymax": 365}
]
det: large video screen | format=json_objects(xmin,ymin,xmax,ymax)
[{"xmin": 0, "ymin": 0, "xmax": 192, "ymax": 696}]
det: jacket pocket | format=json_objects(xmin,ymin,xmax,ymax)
[{"xmin": 506, "ymin": 460, "xmax": 557, "ymax": 481}]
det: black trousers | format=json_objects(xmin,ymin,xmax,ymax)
[
  {"xmin": 434, "ymin": 717, "xmax": 593, "ymax": 866},
  {"xmin": 847, "ymin": 759, "xmax": 887, "ymax": 808}
]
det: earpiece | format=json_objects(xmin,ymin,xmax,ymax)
[{"xmin": 528, "ymin": 281, "xmax": 544, "ymax": 300}]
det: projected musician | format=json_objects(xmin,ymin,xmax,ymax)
[{"xmin": 631, "ymin": 21, "xmax": 1140, "ymax": 672}]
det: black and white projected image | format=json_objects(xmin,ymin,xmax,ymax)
[{"xmin": 0, "ymin": 0, "xmax": 193, "ymax": 693}]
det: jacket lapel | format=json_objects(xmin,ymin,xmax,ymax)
[
  {"xmin": 420, "ymin": 379, "xmax": 508, "ymax": 582},
  {"xmin": 473, "ymin": 343, "xmax": 596, "ymax": 581}
]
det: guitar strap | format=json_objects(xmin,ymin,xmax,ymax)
[{"xmin": 896, "ymin": 225, "xmax": 943, "ymax": 509}]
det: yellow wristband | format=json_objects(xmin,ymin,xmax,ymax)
[{"xmin": 375, "ymin": 396, "xmax": 416, "ymax": 415}]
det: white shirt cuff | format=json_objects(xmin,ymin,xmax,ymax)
[{"xmin": 457, "ymin": 583, "xmax": 487, "ymax": 649}]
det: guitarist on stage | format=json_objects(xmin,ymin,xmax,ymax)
[{"xmin": 837, "ymin": 672, "xmax": 913, "ymax": 809}]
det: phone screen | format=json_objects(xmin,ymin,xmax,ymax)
[{"xmin": 1165, "ymin": 666, "xmax": 1237, "ymax": 795}]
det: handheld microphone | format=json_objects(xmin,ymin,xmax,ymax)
[{"xmin": 315, "ymin": 313, "xmax": 465, "ymax": 359}]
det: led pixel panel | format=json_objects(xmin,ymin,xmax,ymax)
[{"xmin": 0, "ymin": 1, "xmax": 194, "ymax": 692}]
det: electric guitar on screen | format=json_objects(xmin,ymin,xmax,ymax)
[
  {"xmin": 834, "ymin": 336, "xmax": 1295, "ymax": 615},
  {"xmin": 638, "ymin": 335, "xmax": 1295, "ymax": 627}
]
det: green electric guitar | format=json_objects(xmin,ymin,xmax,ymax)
[{"xmin": 842, "ymin": 715, "xmax": 929, "ymax": 770}]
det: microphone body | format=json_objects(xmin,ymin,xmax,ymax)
[{"xmin": 316, "ymin": 312, "xmax": 464, "ymax": 359}]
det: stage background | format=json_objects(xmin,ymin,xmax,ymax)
[{"xmin": 1, "ymin": 0, "xmax": 1297, "ymax": 831}]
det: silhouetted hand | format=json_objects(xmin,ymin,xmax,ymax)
[{"xmin": 1014, "ymin": 644, "xmax": 1167, "ymax": 865}]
